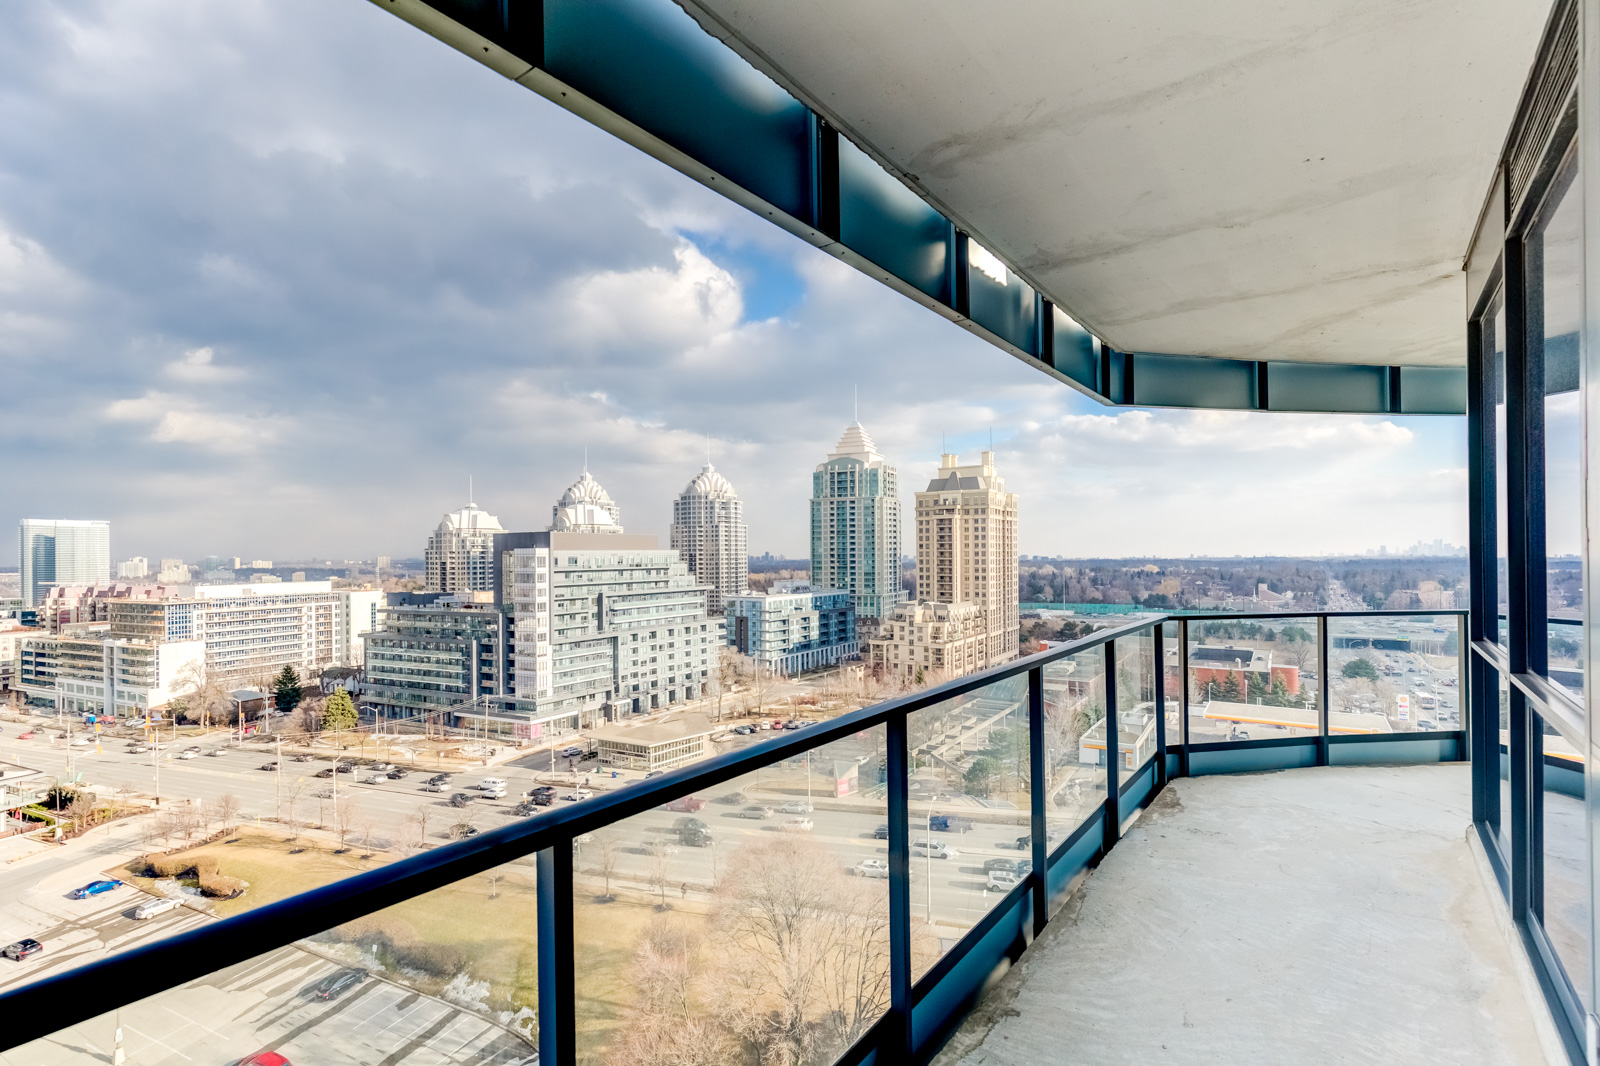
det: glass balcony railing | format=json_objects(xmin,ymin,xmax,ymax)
[{"xmin": 0, "ymin": 609, "xmax": 1469, "ymax": 1066}]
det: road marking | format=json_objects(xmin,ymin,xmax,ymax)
[
  {"xmin": 124, "ymin": 1024, "xmax": 193, "ymax": 1060},
  {"xmin": 162, "ymin": 1003, "xmax": 231, "ymax": 1040}
]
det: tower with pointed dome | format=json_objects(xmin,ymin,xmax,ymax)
[
  {"xmin": 550, "ymin": 470, "xmax": 623, "ymax": 533},
  {"xmin": 425, "ymin": 495, "xmax": 507, "ymax": 593},
  {"xmin": 671, "ymin": 463, "xmax": 748, "ymax": 613},
  {"xmin": 811, "ymin": 422, "xmax": 903, "ymax": 622}
]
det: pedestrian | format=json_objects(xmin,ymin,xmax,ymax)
[{"xmin": 680, "ymin": 882, "xmax": 688, "ymax": 899}]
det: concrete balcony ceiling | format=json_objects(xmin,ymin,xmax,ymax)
[{"xmin": 683, "ymin": 0, "xmax": 1548, "ymax": 366}]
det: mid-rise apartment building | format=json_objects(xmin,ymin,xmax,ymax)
[
  {"xmin": 495, "ymin": 471, "xmax": 723, "ymax": 729},
  {"xmin": 14, "ymin": 581, "xmax": 379, "ymax": 714},
  {"xmin": 670, "ymin": 463, "xmax": 748, "ymax": 613},
  {"xmin": 19, "ymin": 519, "xmax": 111, "ymax": 608},
  {"xmin": 424, "ymin": 498, "xmax": 507, "ymax": 593},
  {"xmin": 867, "ymin": 600, "xmax": 986, "ymax": 683},
  {"xmin": 913, "ymin": 451, "xmax": 1019, "ymax": 670},
  {"xmin": 811, "ymin": 422, "xmax": 902, "ymax": 623},
  {"xmin": 724, "ymin": 582, "xmax": 857, "ymax": 675},
  {"xmin": 363, "ymin": 592, "xmax": 509, "ymax": 722}
]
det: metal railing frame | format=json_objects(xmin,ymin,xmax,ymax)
[{"xmin": 0, "ymin": 608, "xmax": 1470, "ymax": 1063}]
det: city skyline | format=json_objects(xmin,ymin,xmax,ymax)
[{"xmin": 0, "ymin": 2, "xmax": 1472, "ymax": 570}]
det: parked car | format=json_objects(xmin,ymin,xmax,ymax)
[
  {"xmin": 854, "ymin": 859, "xmax": 890, "ymax": 879},
  {"xmin": 560, "ymin": 746, "xmax": 586, "ymax": 758},
  {"xmin": 681, "ymin": 827, "xmax": 715, "ymax": 848},
  {"xmin": 314, "ymin": 768, "xmax": 334, "ymax": 778},
  {"xmin": 777, "ymin": 800, "xmax": 813, "ymax": 814},
  {"xmin": 313, "ymin": 787, "xmax": 334, "ymax": 799},
  {"xmin": 132, "ymin": 896, "xmax": 182, "ymax": 920},
  {"xmin": 731, "ymin": 725, "xmax": 754, "ymax": 735},
  {"xmin": 929, "ymin": 813, "xmax": 974, "ymax": 833},
  {"xmin": 563, "ymin": 788, "xmax": 593, "ymax": 802},
  {"xmin": 783, "ymin": 720, "xmax": 805, "ymax": 730},
  {"xmin": 258, "ymin": 762, "xmax": 279, "ymax": 771},
  {"xmin": 780, "ymin": 817, "xmax": 814, "ymax": 833},
  {"xmin": 237, "ymin": 1052, "xmax": 290, "ymax": 1066},
  {"xmin": 986, "ymin": 869, "xmax": 1021, "ymax": 891},
  {"xmin": 983, "ymin": 858, "xmax": 1021, "ymax": 874},
  {"xmin": 421, "ymin": 781, "xmax": 447, "ymax": 793},
  {"xmin": 449, "ymin": 823, "xmax": 479, "ymax": 839},
  {"xmin": 911, "ymin": 839, "xmax": 957, "ymax": 859},
  {"xmin": 449, "ymin": 793, "xmax": 473, "ymax": 808},
  {"xmin": 739, "ymin": 805, "xmax": 773, "ymax": 820},
  {"xmin": 72, "ymin": 879, "xmax": 122, "ymax": 899},
  {"xmin": 311, "ymin": 967, "xmax": 368, "ymax": 1001},
  {"xmin": 336, "ymin": 763, "xmax": 354, "ymax": 774},
  {"xmin": 665, "ymin": 795, "xmax": 705, "ymax": 813},
  {"xmin": 753, "ymin": 721, "xmax": 770, "ymax": 731}
]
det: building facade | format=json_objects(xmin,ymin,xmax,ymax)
[
  {"xmin": 866, "ymin": 600, "xmax": 985, "ymax": 683},
  {"xmin": 724, "ymin": 582, "xmax": 857, "ymax": 675},
  {"xmin": 424, "ymin": 500, "xmax": 507, "ymax": 593},
  {"xmin": 117, "ymin": 557, "xmax": 149, "ymax": 579},
  {"xmin": 19, "ymin": 519, "xmax": 111, "ymax": 608},
  {"xmin": 363, "ymin": 593, "xmax": 509, "ymax": 722},
  {"xmin": 914, "ymin": 451, "xmax": 1019, "ymax": 670},
  {"xmin": 495, "ymin": 471, "xmax": 723, "ymax": 729},
  {"xmin": 14, "ymin": 582, "xmax": 379, "ymax": 714},
  {"xmin": 811, "ymin": 422, "xmax": 902, "ymax": 623},
  {"xmin": 670, "ymin": 463, "xmax": 748, "ymax": 613}
]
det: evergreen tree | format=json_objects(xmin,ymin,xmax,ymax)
[
  {"xmin": 272, "ymin": 665, "xmax": 303, "ymax": 715},
  {"xmin": 1246, "ymin": 670, "xmax": 1268, "ymax": 703},
  {"xmin": 323, "ymin": 688, "xmax": 358, "ymax": 733}
]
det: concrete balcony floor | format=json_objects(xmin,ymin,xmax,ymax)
[{"xmin": 935, "ymin": 764, "xmax": 1562, "ymax": 1066}]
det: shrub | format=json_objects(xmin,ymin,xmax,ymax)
[
  {"xmin": 139, "ymin": 854, "xmax": 244, "ymax": 897},
  {"xmin": 395, "ymin": 942, "xmax": 468, "ymax": 977}
]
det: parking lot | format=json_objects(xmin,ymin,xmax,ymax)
[{"xmin": 3, "ymin": 945, "xmax": 536, "ymax": 1066}]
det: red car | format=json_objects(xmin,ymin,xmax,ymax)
[
  {"xmin": 664, "ymin": 795, "xmax": 705, "ymax": 813},
  {"xmin": 17, "ymin": 731, "xmax": 35, "ymax": 741},
  {"xmin": 238, "ymin": 1053, "xmax": 290, "ymax": 1066}
]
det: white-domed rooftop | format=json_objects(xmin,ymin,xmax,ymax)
[
  {"xmin": 551, "ymin": 470, "xmax": 623, "ymax": 533},
  {"xmin": 683, "ymin": 463, "xmax": 738, "ymax": 498},
  {"xmin": 437, "ymin": 502, "xmax": 505, "ymax": 534}
]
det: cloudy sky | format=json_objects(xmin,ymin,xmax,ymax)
[{"xmin": 0, "ymin": 1, "xmax": 1470, "ymax": 565}]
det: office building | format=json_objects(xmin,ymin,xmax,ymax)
[
  {"xmin": 866, "ymin": 600, "xmax": 985, "ymax": 683},
  {"xmin": 724, "ymin": 582, "xmax": 857, "ymax": 675},
  {"xmin": 116, "ymin": 557, "xmax": 149, "ymax": 580},
  {"xmin": 670, "ymin": 463, "xmax": 748, "ymax": 613},
  {"xmin": 18, "ymin": 519, "xmax": 111, "ymax": 608},
  {"xmin": 810, "ymin": 422, "xmax": 902, "ymax": 623},
  {"xmin": 424, "ymin": 498, "xmax": 507, "ymax": 593},
  {"xmin": 914, "ymin": 450, "xmax": 1019, "ymax": 669}
]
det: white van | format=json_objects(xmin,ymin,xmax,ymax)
[{"xmin": 478, "ymin": 777, "xmax": 507, "ymax": 791}]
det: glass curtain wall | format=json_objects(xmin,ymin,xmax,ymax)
[{"xmin": 1469, "ymin": 15, "xmax": 1596, "ymax": 1047}]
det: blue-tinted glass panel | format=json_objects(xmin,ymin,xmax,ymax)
[
  {"xmin": 838, "ymin": 137, "xmax": 952, "ymax": 303},
  {"xmin": 1490, "ymin": 294, "xmax": 1509, "ymax": 642},
  {"xmin": 1537, "ymin": 166, "xmax": 1583, "ymax": 700},
  {"xmin": 1186, "ymin": 617, "xmax": 1319, "ymax": 743},
  {"xmin": 545, "ymin": 0, "xmax": 812, "ymax": 220},
  {"xmin": 1328, "ymin": 616, "xmax": 1460, "ymax": 733},
  {"xmin": 1042, "ymin": 648, "xmax": 1108, "ymax": 842},
  {"xmin": 965, "ymin": 238, "xmax": 1037, "ymax": 354},
  {"xmin": 1051, "ymin": 306, "xmax": 1096, "ymax": 389},
  {"xmin": 904, "ymin": 676, "xmax": 1030, "ymax": 981},
  {"xmin": 1541, "ymin": 718, "xmax": 1589, "ymax": 1008}
]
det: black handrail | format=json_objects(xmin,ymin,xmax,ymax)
[{"xmin": 0, "ymin": 607, "xmax": 1470, "ymax": 1057}]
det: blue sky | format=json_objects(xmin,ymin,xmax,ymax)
[{"xmin": 0, "ymin": 1, "xmax": 1469, "ymax": 564}]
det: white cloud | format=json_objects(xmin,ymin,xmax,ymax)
[
  {"xmin": 558, "ymin": 242, "xmax": 742, "ymax": 354},
  {"xmin": 164, "ymin": 345, "xmax": 243, "ymax": 383},
  {"xmin": 104, "ymin": 390, "xmax": 274, "ymax": 453}
]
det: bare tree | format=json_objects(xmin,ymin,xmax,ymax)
[
  {"xmin": 334, "ymin": 796, "xmax": 361, "ymax": 851},
  {"xmin": 62, "ymin": 796, "xmax": 98, "ymax": 837},
  {"xmin": 401, "ymin": 809, "xmax": 431, "ymax": 854},
  {"xmin": 356, "ymin": 809, "xmax": 379, "ymax": 856},
  {"xmin": 283, "ymin": 778, "xmax": 310, "ymax": 839},
  {"xmin": 645, "ymin": 843, "xmax": 673, "ymax": 910},
  {"xmin": 715, "ymin": 647, "xmax": 742, "ymax": 723},
  {"xmin": 138, "ymin": 812, "xmax": 169, "ymax": 851},
  {"xmin": 212, "ymin": 793, "xmax": 242, "ymax": 835},
  {"xmin": 591, "ymin": 831, "xmax": 623, "ymax": 901},
  {"xmin": 607, "ymin": 916, "xmax": 736, "ymax": 1066},
  {"xmin": 174, "ymin": 804, "xmax": 203, "ymax": 844}
]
